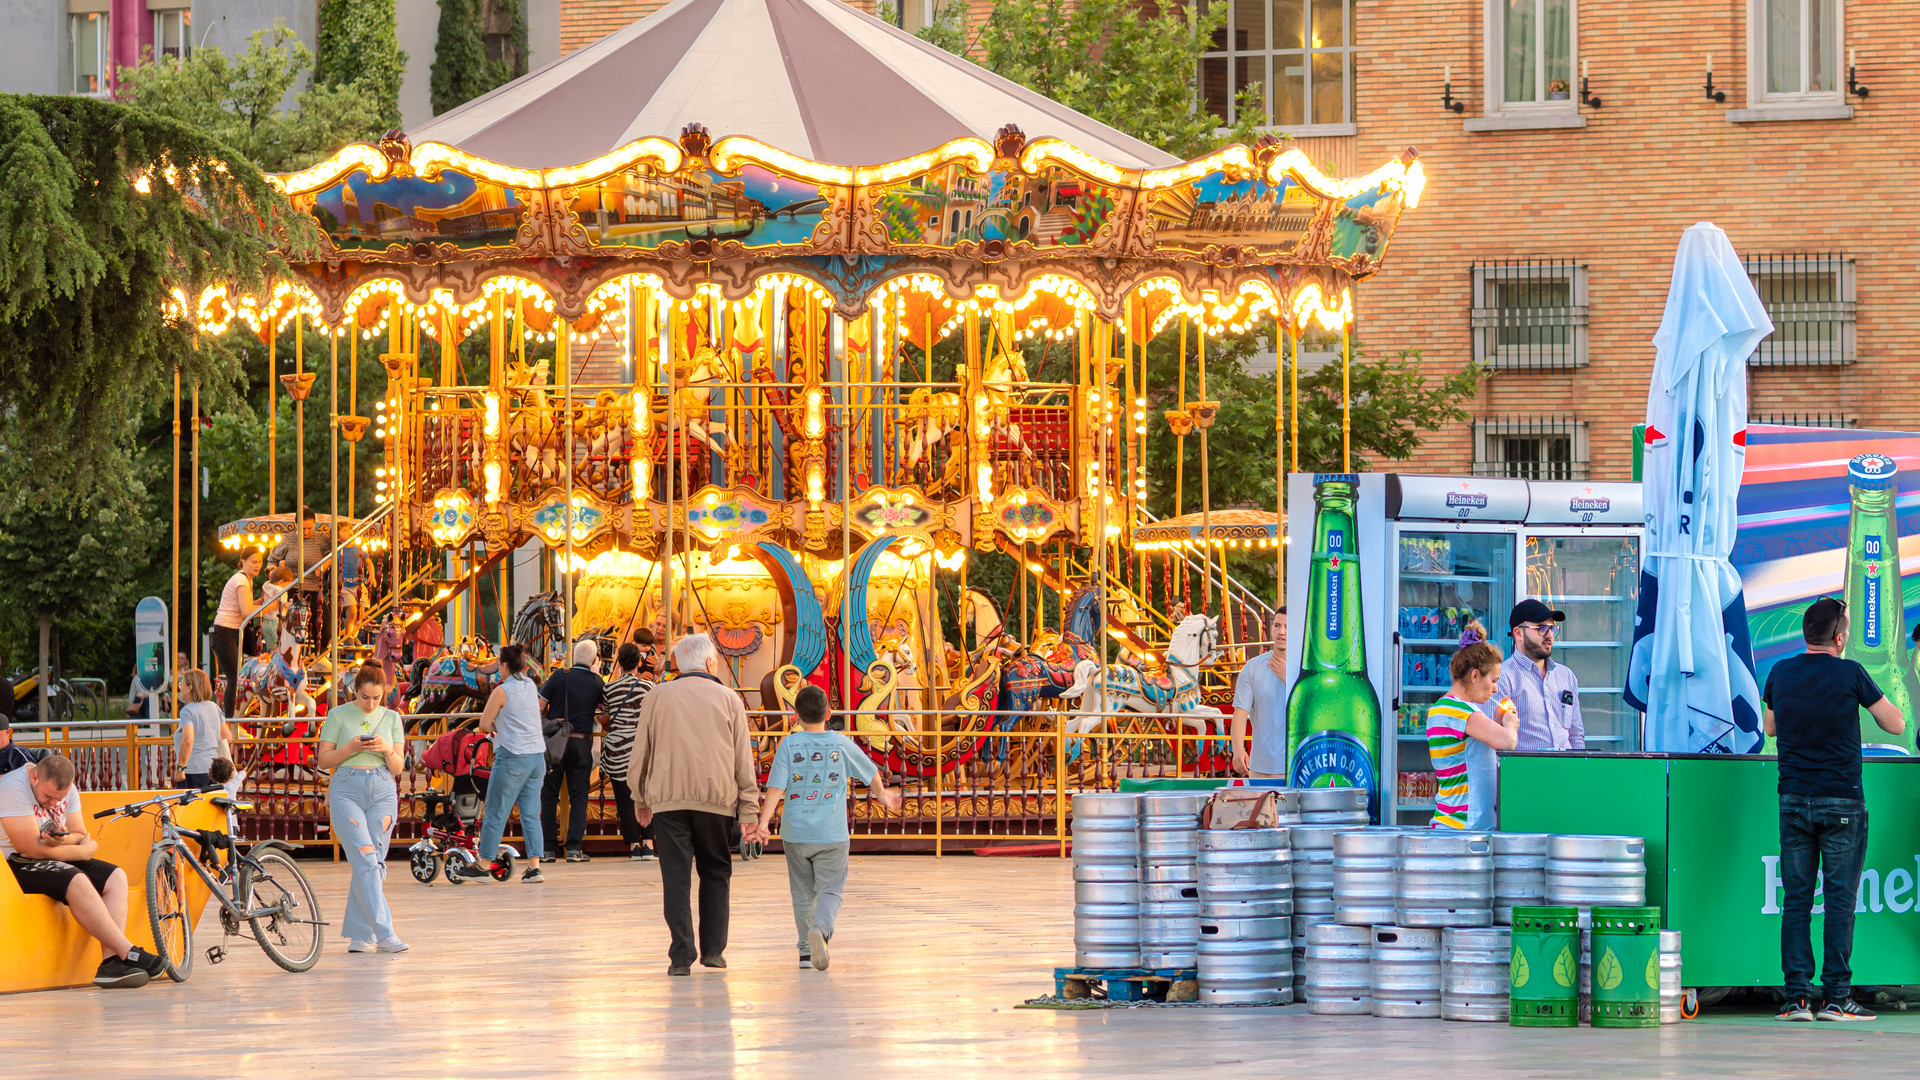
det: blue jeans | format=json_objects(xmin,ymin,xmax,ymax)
[
  {"xmin": 480, "ymin": 751, "xmax": 545, "ymax": 863},
  {"xmin": 328, "ymin": 766, "xmax": 398, "ymax": 943},
  {"xmin": 1779, "ymin": 794, "xmax": 1868, "ymax": 1002}
]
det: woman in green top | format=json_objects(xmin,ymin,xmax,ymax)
[{"xmin": 316, "ymin": 664, "xmax": 407, "ymax": 954}]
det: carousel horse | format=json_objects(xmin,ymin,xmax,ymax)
[
  {"xmin": 666, "ymin": 317, "xmax": 732, "ymax": 456},
  {"xmin": 413, "ymin": 592, "xmax": 567, "ymax": 714},
  {"xmin": 895, "ymin": 387, "xmax": 965, "ymax": 487},
  {"xmin": 505, "ymin": 358, "xmax": 563, "ymax": 486},
  {"xmin": 1063, "ymin": 613, "xmax": 1225, "ymax": 751}
]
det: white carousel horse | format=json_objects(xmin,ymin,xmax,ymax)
[
  {"xmin": 896, "ymin": 386, "xmax": 964, "ymax": 483},
  {"xmin": 1062, "ymin": 613, "xmax": 1224, "ymax": 740},
  {"xmin": 667, "ymin": 320, "xmax": 732, "ymax": 457}
]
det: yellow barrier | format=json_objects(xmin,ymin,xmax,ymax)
[{"xmin": 1, "ymin": 790, "xmax": 225, "ymax": 995}]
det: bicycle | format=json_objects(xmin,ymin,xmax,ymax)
[{"xmin": 95, "ymin": 788, "xmax": 327, "ymax": 980}]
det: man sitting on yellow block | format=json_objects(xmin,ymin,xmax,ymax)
[{"xmin": 0, "ymin": 754, "xmax": 166, "ymax": 988}]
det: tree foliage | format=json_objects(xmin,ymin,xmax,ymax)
[
  {"xmin": 118, "ymin": 27, "xmax": 384, "ymax": 173},
  {"xmin": 315, "ymin": 0, "xmax": 407, "ymax": 132},
  {"xmin": 901, "ymin": 0, "xmax": 1264, "ymax": 158},
  {"xmin": 0, "ymin": 93, "xmax": 319, "ymax": 497},
  {"xmin": 432, "ymin": 0, "xmax": 529, "ymax": 116}
]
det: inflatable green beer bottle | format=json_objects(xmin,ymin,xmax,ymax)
[
  {"xmin": 1286, "ymin": 474, "xmax": 1383, "ymax": 819},
  {"xmin": 1841, "ymin": 453, "xmax": 1918, "ymax": 750}
]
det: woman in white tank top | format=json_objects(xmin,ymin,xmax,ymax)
[{"xmin": 210, "ymin": 550, "xmax": 263, "ymax": 716}]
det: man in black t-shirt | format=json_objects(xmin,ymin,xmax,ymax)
[{"xmin": 1762, "ymin": 596, "xmax": 1906, "ymax": 1023}]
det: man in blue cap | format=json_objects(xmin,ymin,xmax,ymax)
[{"xmin": 1500, "ymin": 599, "xmax": 1585, "ymax": 751}]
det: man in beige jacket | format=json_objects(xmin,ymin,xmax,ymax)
[{"xmin": 630, "ymin": 633, "xmax": 762, "ymax": 975}]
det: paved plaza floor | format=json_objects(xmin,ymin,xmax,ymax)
[{"xmin": 5, "ymin": 853, "xmax": 1916, "ymax": 1078}]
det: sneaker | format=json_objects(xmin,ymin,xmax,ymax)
[
  {"xmin": 93, "ymin": 956, "xmax": 151, "ymax": 989},
  {"xmin": 125, "ymin": 946, "xmax": 166, "ymax": 978},
  {"xmin": 1818, "ymin": 998, "xmax": 1876, "ymax": 1022},
  {"xmin": 668, "ymin": 964, "xmax": 691, "ymax": 976},
  {"xmin": 638, "ymin": 844, "xmax": 659, "ymax": 862},
  {"xmin": 808, "ymin": 928, "xmax": 830, "ymax": 972},
  {"xmin": 375, "ymin": 937, "xmax": 410, "ymax": 954},
  {"xmin": 566, "ymin": 849, "xmax": 589, "ymax": 863},
  {"xmin": 522, "ymin": 867, "xmax": 545, "ymax": 883},
  {"xmin": 630, "ymin": 844, "xmax": 648, "ymax": 861},
  {"xmin": 347, "ymin": 940, "xmax": 376, "ymax": 954},
  {"xmin": 448, "ymin": 861, "xmax": 490, "ymax": 883},
  {"xmin": 799, "ymin": 953, "xmax": 813, "ymax": 969},
  {"xmin": 540, "ymin": 855, "xmax": 558, "ymax": 864},
  {"xmin": 1776, "ymin": 996, "xmax": 1813, "ymax": 1022},
  {"xmin": 700, "ymin": 954, "xmax": 727, "ymax": 969}
]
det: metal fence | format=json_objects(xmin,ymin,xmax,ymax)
[
  {"xmin": 15, "ymin": 707, "xmax": 1240, "ymax": 857},
  {"xmin": 1749, "ymin": 412, "xmax": 1853, "ymax": 429},
  {"xmin": 1471, "ymin": 415, "xmax": 1588, "ymax": 481}
]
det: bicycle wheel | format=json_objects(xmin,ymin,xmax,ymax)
[
  {"xmin": 144, "ymin": 847, "xmax": 194, "ymax": 982},
  {"xmin": 239, "ymin": 849, "xmax": 323, "ymax": 973}
]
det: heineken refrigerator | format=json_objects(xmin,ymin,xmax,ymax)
[{"xmin": 1284, "ymin": 473, "xmax": 1644, "ymax": 824}]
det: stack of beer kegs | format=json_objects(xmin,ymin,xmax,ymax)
[
  {"xmin": 1491, "ymin": 833, "xmax": 1550, "ymax": 925},
  {"xmin": 1137, "ymin": 792, "xmax": 1208, "ymax": 969},
  {"xmin": 1070, "ymin": 792, "xmax": 1142, "ymax": 969}
]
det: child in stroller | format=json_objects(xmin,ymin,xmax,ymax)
[{"xmin": 411, "ymin": 720, "xmax": 519, "ymax": 885}]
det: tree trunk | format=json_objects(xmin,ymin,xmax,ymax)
[{"xmin": 37, "ymin": 611, "xmax": 51, "ymax": 724}]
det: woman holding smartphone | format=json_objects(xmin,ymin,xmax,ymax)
[{"xmin": 315, "ymin": 664, "xmax": 407, "ymax": 954}]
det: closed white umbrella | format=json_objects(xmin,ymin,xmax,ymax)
[{"xmin": 1625, "ymin": 223, "xmax": 1773, "ymax": 752}]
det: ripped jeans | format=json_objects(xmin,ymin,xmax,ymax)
[{"xmin": 328, "ymin": 766, "xmax": 399, "ymax": 943}]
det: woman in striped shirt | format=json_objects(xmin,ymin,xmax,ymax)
[
  {"xmin": 1426, "ymin": 621, "xmax": 1520, "ymax": 830},
  {"xmin": 601, "ymin": 633, "xmax": 660, "ymax": 860}
]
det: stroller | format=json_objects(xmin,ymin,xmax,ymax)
[{"xmin": 411, "ymin": 721, "xmax": 518, "ymax": 885}]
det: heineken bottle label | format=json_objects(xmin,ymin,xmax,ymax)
[
  {"xmin": 1325, "ymin": 529, "xmax": 1345, "ymax": 641},
  {"xmin": 1864, "ymin": 535, "xmax": 1883, "ymax": 646},
  {"xmin": 1289, "ymin": 730, "xmax": 1376, "ymax": 794}
]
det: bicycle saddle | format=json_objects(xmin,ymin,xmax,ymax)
[{"xmin": 209, "ymin": 797, "xmax": 254, "ymax": 812}]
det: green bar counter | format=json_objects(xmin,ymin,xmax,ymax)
[{"xmin": 1499, "ymin": 753, "xmax": 1920, "ymax": 988}]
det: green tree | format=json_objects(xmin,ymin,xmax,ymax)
[
  {"xmin": 118, "ymin": 26, "xmax": 384, "ymax": 172},
  {"xmin": 0, "ymin": 93, "xmax": 318, "ymax": 498},
  {"xmin": 899, "ymin": 0, "xmax": 1264, "ymax": 157},
  {"xmin": 432, "ymin": 0, "xmax": 529, "ymax": 116},
  {"xmin": 0, "ymin": 436, "xmax": 155, "ymax": 718},
  {"xmin": 315, "ymin": 0, "xmax": 407, "ymax": 131}
]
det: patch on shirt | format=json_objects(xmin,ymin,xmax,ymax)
[
  {"xmin": 792, "ymin": 752, "xmax": 804, "ymax": 763},
  {"xmin": 829, "ymin": 751, "xmax": 840, "ymax": 762},
  {"xmin": 811, "ymin": 752, "xmax": 824, "ymax": 761}
]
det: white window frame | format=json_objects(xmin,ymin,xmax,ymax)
[
  {"xmin": 153, "ymin": 9, "xmax": 191, "ymax": 62},
  {"xmin": 1744, "ymin": 255, "xmax": 1856, "ymax": 368},
  {"xmin": 1482, "ymin": 0, "xmax": 1577, "ymax": 114},
  {"xmin": 1473, "ymin": 419, "xmax": 1589, "ymax": 482},
  {"xmin": 1200, "ymin": 0, "xmax": 1359, "ymax": 137},
  {"xmin": 1470, "ymin": 261, "xmax": 1588, "ymax": 369},
  {"xmin": 69, "ymin": 11, "xmax": 111, "ymax": 97},
  {"xmin": 1750, "ymin": 0, "xmax": 1843, "ymax": 102}
]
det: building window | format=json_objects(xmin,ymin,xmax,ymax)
[
  {"xmin": 1200, "ymin": 0, "xmax": 1354, "ymax": 129},
  {"xmin": 154, "ymin": 10, "xmax": 191, "ymax": 62},
  {"xmin": 1471, "ymin": 259, "xmax": 1588, "ymax": 370},
  {"xmin": 1474, "ymin": 417, "xmax": 1588, "ymax": 481},
  {"xmin": 70, "ymin": 12, "xmax": 110, "ymax": 96},
  {"xmin": 1757, "ymin": 0, "xmax": 1840, "ymax": 98},
  {"xmin": 1743, "ymin": 253, "xmax": 1854, "ymax": 367},
  {"xmin": 1492, "ymin": 0, "xmax": 1574, "ymax": 108}
]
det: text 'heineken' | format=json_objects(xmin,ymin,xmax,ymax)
[
  {"xmin": 1842, "ymin": 453, "xmax": 1918, "ymax": 750},
  {"xmin": 1286, "ymin": 474, "xmax": 1383, "ymax": 818}
]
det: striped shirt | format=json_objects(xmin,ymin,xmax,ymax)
[
  {"xmin": 1426, "ymin": 696, "xmax": 1475, "ymax": 830},
  {"xmin": 599, "ymin": 673, "xmax": 654, "ymax": 782}
]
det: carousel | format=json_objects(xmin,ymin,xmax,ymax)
[{"xmin": 171, "ymin": 0, "xmax": 1421, "ymax": 835}]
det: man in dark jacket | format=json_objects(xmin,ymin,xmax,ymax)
[{"xmin": 540, "ymin": 639, "xmax": 605, "ymax": 863}]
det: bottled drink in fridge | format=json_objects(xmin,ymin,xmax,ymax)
[
  {"xmin": 1286, "ymin": 475, "xmax": 1384, "ymax": 819},
  {"xmin": 1841, "ymin": 453, "xmax": 1917, "ymax": 749}
]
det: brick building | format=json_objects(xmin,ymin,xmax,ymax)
[{"xmin": 556, "ymin": 0, "xmax": 1901, "ymax": 481}]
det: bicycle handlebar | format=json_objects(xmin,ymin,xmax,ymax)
[{"xmin": 93, "ymin": 786, "xmax": 223, "ymax": 820}]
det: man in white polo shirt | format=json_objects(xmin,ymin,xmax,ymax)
[{"xmin": 1231, "ymin": 610, "xmax": 1287, "ymax": 777}]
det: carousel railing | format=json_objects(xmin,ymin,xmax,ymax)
[{"xmin": 11, "ymin": 703, "xmax": 1258, "ymax": 856}]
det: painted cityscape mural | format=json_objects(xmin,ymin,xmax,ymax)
[
  {"xmin": 870, "ymin": 165, "xmax": 1117, "ymax": 248},
  {"xmin": 302, "ymin": 169, "xmax": 526, "ymax": 250},
  {"xmin": 1148, "ymin": 174, "xmax": 1316, "ymax": 252},
  {"xmin": 570, "ymin": 165, "xmax": 830, "ymax": 248}
]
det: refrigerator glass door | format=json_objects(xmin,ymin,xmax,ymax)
[
  {"xmin": 1393, "ymin": 529, "xmax": 1515, "ymax": 820},
  {"xmin": 1524, "ymin": 532, "xmax": 1642, "ymax": 750}
]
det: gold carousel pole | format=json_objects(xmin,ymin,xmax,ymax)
[
  {"xmin": 1198, "ymin": 321, "xmax": 1212, "ymax": 618},
  {"xmin": 1174, "ymin": 318, "xmax": 1187, "ymax": 520},
  {"xmin": 1276, "ymin": 309, "xmax": 1287, "ymax": 620},
  {"xmin": 191, "ymin": 379, "xmax": 201, "ymax": 671},
  {"xmin": 561, "ymin": 315, "xmax": 574, "ymax": 650},
  {"xmin": 1289, "ymin": 322, "xmax": 1300, "ymax": 474},
  {"xmin": 293, "ymin": 311, "xmax": 306, "ymax": 590},
  {"xmin": 662, "ymin": 294, "xmax": 675, "ymax": 649},
  {"xmin": 328, "ymin": 320, "xmax": 340, "ymax": 704},
  {"xmin": 171, "ymin": 366, "xmax": 180, "ymax": 713},
  {"xmin": 268, "ymin": 321, "xmax": 277, "ymax": 518},
  {"xmin": 1341, "ymin": 319, "xmax": 1353, "ymax": 473}
]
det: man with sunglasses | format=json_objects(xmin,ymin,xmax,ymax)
[{"xmin": 1499, "ymin": 599, "xmax": 1586, "ymax": 751}]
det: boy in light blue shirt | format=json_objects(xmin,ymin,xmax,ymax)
[{"xmin": 755, "ymin": 685, "xmax": 901, "ymax": 971}]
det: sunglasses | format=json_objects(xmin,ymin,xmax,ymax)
[{"xmin": 1520, "ymin": 623, "xmax": 1558, "ymax": 636}]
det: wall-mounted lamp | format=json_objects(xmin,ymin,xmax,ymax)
[
  {"xmin": 1848, "ymin": 48, "xmax": 1869, "ymax": 99},
  {"xmin": 1442, "ymin": 64, "xmax": 1465, "ymax": 114},
  {"xmin": 1580, "ymin": 58, "xmax": 1602, "ymax": 108},
  {"xmin": 1704, "ymin": 52, "xmax": 1725, "ymax": 103}
]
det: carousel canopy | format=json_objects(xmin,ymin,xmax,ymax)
[
  {"xmin": 410, "ymin": 0, "xmax": 1178, "ymax": 171},
  {"xmin": 1133, "ymin": 508, "xmax": 1281, "ymax": 551}
]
